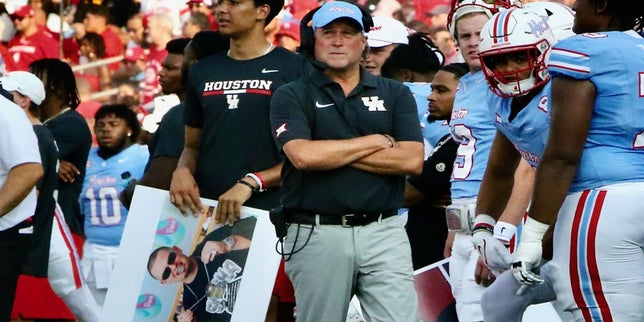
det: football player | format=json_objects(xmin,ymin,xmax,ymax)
[
  {"xmin": 511, "ymin": 0, "xmax": 644, "ymax": 320},
  {"xmin": 470, "ymin": 5, "xmax": 575, "ymax": 321},
  {"xmin": 79, "ymin": 104, "xmax": 149, "ymax": 306},
  {"xmin": 444, "ymin": 1, "xmax": 535, "ymax": 320}
]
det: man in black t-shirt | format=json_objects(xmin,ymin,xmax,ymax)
[
  {"xmin": 168, "ymin": 4, "xmax": 307, "ymax": 319},
  {"xmin": 169, "ymin": 0, "xmax": 309, "ymax": 224},
  {"xmin": 404, "ymin": 63, "xmax": 469, "ymax": 270},
  {"xmin": 30, "ymin": 59, "xmax": 92, "ymax": 239}
]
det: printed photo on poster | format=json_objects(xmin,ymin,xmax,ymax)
[{"xmin": 102, "ymin": 186, "xmax": 280, "ymax": 322}]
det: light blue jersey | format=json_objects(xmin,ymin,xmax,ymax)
[
  {"xmin": 404, "ymin": 82, "xmax": 450, "ymax": 150},
  {"xmin": 81, "ymin": 144, "xmax": 149, "ymax": 246},
  {"xmin": 548, "ymin": 31, "xmax": 644, "ymax": 192},
  {"xmin": 449, "ymin": 70, "xmax": 497, "ymax": 199},
  {"xmin": 487, "ymin": 82, "xmax": 551, "ymax": 168}
]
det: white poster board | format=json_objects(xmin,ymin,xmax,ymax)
[{"xmin": 102, "ymin": 186, "xmax": 281, "ymax": 322}]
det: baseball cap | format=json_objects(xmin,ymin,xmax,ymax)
[
  {"xmin": 276, "ymin": 19, "xmax": 300, "ymax": 41},
  {"xmin": 124, "ymin": 46, "xmax": 146, "ymax": 62},
  {"xmin": 141, "ymin": 94, "xmax": 180, "ymax": 133},
  {"xmin": 312, "ymin": 1, "xmax": 365, "ymax": 31},
  {"xmin": 367, "ymin": 16, "xmax": 410, "ymax": 48},
  {"xmin": 1, "ymin": 71, "xmax": 45, "ymax": 105},
  {"xmin": 8, "ymin": 5, "xmax": 35, "ymax": 19}
]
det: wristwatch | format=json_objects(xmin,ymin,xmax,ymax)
[{"xmin": 222, "ymin": 236, "xmax": 235, "ymax": 252}]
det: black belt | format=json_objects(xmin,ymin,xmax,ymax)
[{"xmin": 285, "ymin": 210, "xmax": 397, "ymax": 227}]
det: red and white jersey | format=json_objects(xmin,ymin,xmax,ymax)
[
  {"xmin": 139, "ymin": 45, "xmax": 167, "ymax": 104},
  {"xmin": 7, "ymin": 25, "xmax": 58, "ymax": 72}
]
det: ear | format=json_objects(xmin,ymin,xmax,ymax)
[
  {"xmin": 594, "ymin": 0, "xmax": 609, "ymax": 15},
  {"xmin": 256, "ymin": 4, "xmax": 270, "ymax": 22},
  {"xmin": 401, "ymin": 69, "xmax": 414, "ymax": 83}
]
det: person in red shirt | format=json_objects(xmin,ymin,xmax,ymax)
[
  {"xmin": 6, "ymin": 5, "xmax": 58, "ymax": 72},
  {"xmin": 82, "ymin": 4, "xmax": 123, "ymax": 70},
  {"xmin": 139, "ymin": 13, "xmax": 172, "ymax": 105}
]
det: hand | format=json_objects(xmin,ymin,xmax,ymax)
[
  {"xmin": 214, "ymin": 180, "xmax": 253, "ymax": 226},
  {"xmin": 471, "ymin": 215, "xmax": 514, "ymax": 271},
  {"xmin": 176, "ymin": 308, "xmax": 194, "ymax": 322},
  {"xmin": 511, "ymin": 238, "xmax": 544, "ymax": 291},
  {"xmin": 512, "ymin": 260, "xmax": 544, "ymax": 295},
  {"xmin": 443, "ymin": 231, "xmax": 455, "ymax": 258},
  {"xmin": 58, "ymin": 160, "xmax": 80, "ymax": 183},
  {"xmin": 169, "ymin": 167, "xmax": 203, "ymax": 216},
  {"xmin": 119, "ymin": 178, "xmax": 137, "ymax": 210},
  {"xmin": 200, "ymin": 240, "xmax": 230, "ymax": 264},
  {"xmin": 472, "ymin": 230, "xmax": 513, "ymax": 271},
  {"xmin": 474, "ymin": 256, "xmax": 496, "ymax": 287},
  {"xmin": 511, "ymin": 217, "xmax": 549, "ymax": 294}
]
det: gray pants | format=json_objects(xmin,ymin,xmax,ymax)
[
  {"xmin": 283, "ymin": 215, "xmax": 419, "ymax": 322},
  {"xmin": 482, "ymin": 263, "xmax": 573, "ymax": 322}
]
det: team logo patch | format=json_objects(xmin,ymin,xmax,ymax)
[
  {"xmin": 275, "ymin": 123, "xmax": 287, "ymax": 138},
  {"xmin": 361, "ymin": 96, "xmax": 386, "ymax": 111},
  {"xmin": 537, "ymin": 95, "xmax": 548, "ymax": 113},
  {"xmin": 227, "ymin": 94, "xmax": 239, "ymax": 109},
  {"xmin": 436, "ymin": 163, "xmax": 446, "ymax": 172}
]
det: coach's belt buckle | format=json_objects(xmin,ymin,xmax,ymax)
[
  {"xmin": 445, "ymin": 205, "xmax": 471, "ymax": 233},
  {"xmin": 341, "ymin": 214, "xmax": 356, "ymax": 227}
]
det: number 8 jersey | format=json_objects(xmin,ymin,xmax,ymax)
[
  {"xmin": 449, "ymin": 70, "xmax": 497, "ymax": 199},
  {"xmin": 81, "ymin": 144, "xmax": 149, "ymax": 246}
]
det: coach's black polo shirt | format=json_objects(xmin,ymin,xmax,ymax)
[{"xmin": 270, "ymin": 66, "xmax": 423, "ymax": 215}]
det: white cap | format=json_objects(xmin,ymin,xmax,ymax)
[
  {"xmin": 1, "ymin": 71, "xmax": 45, "ymax": 105},
  {"xmin": 367, "ymin": 16, "xmax": 410, "ymax": 48},
  {"xmin": 141, "ymin": 94, "xmax": 180, "ymax": 133}
]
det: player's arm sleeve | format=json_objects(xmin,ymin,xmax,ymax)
[
  {"xmin": 152, "ymin": 106, "xmax": 184, "ymax": 158},
  {"xmin": 407, "ymin": 137, "xmax": 457, "ymax": 198},
  {"xmin": 35, "ymin": 131, "xmax": 58, "ymax": 190},
  {"xmin": 392, "ymin": 84, "xmax": 424, "ymax": 143},
  {"xmin": 547, "ymin": 36, "xmax": 592, "ymax": 81},
  {"xmin": 48, "ymin": 118, "xmax": 84, "ymax": 159},
  {"xmin": 269, "ymin": 84, "xmax": 312, "ymax": 151}
]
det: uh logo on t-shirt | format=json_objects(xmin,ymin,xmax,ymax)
[{"xmin": 361, "ymin": 96, "xmax": 386, "ymax": 111}]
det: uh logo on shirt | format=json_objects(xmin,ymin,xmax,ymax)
[{"xmin": 361, "ymin": 96, "xmax": 386, "ymax": 111}]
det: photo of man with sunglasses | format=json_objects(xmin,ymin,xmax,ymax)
[{"xmin": 147, "ymin": 216, "xmax": 255, "ymax": 322}]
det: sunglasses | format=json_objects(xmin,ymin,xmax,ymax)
[
  {"xmin": 161, "ymin": 251, "xmax": 177, "ymax": 281},
  {"xmin": 10, "ymin": 15, "xmax": 28, "ymax": 21}
]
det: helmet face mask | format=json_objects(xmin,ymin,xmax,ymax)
[
  {"xmin": 478, "ymin": 8, "xmax": 556, "ymax": 97},
  {"xmin": 480, "ymin": 47, "xmax": 545, "ymax": 97}
]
